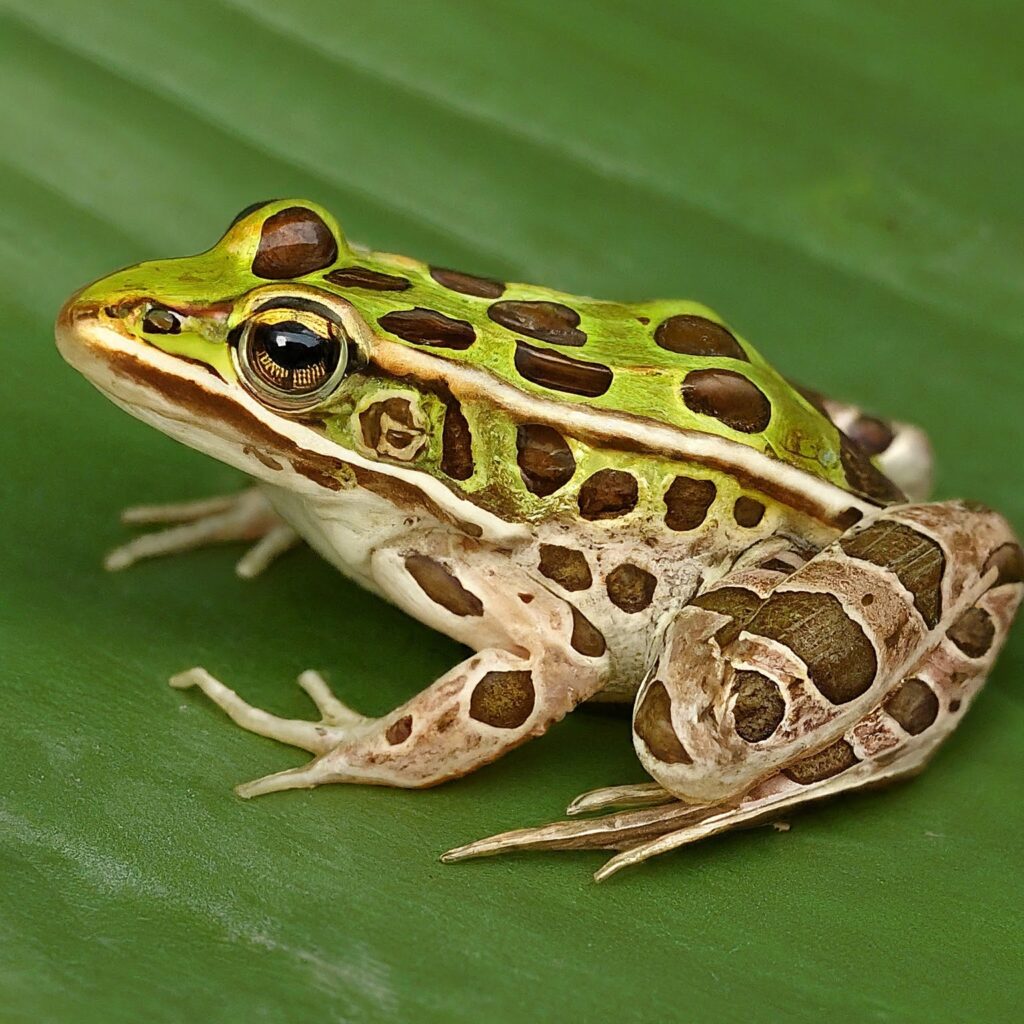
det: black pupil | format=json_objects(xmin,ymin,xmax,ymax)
[{"xmin": 254, "ymin": 319, "xmax": 334, "ymax": 372}]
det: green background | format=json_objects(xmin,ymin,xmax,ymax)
[{"xmin": 2, "ymin": 2, "xmax": 1022, "ymax": 1021}]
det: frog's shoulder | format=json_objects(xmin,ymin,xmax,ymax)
[{"xmin": 320, "ymin": 249, "xmax": 896, "ymax": 502}]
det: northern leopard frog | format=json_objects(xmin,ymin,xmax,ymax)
[{"xmin": 56, "ymin": 200, "xmax": 1022, "ymax": 879}]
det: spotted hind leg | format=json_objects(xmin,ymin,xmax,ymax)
[{"xmin": 444, "ymin": 503, "xmax": 1022, "ymax": 878}]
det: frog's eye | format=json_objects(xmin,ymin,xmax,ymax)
[{"xmin": 234, "ymin": 303, "xmax": 350, "ymax": 412}]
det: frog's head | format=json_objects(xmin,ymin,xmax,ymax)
[{"xmin": 56, "ymin": 200, "xmax": 392, "ymax": 494}]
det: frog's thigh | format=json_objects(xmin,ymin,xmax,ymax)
[
  {"xmin": 636, "ymin": 501, "xmax": 1022, "ymax": 806},
  {"xmin": 219, "ymin": 546, "xmax": 611, "ymax": 795}
]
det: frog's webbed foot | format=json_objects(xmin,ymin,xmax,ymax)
[{"xmin": 105, "ymin": 486, "xmax": 299, "ymax": 577}]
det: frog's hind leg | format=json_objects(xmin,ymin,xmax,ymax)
[
  {"xmin": 106, "ymin": 485, "xmax": 299, "ymax": 577},
  {"xmin": 445, "ymin": 503, "xmax": 1023, "ymax": 878}
]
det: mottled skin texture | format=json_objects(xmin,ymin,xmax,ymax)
[{"xmin": 56, "ymin": 200, "xmax": 1022, "ymax": 878}]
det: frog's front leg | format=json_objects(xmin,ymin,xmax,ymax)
[
  {"xmin": 171, "ymin": 539, "xmax": 611, "ymax": 794},
  {"xmin": 105, "ymin": 485, "xmax": 299, "ymax": 578},
  {"xmin": 446, "ymin": 502, "xmax": 1022, "ymax": 877}
]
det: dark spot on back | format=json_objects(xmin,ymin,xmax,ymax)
[
  {"xmin": 634, "ymin": 681, "xmax": 692, "ymax": 764},
  {"xmin": 784, "ymin": 739, "xmax": 859, "ymax": 784},
  {"xmin": 324, "ymin": 266, "xmax": 411, "ymax": 291},
  {"xmin": 947, "ymin": 606, "xmax": 995, "ymax": 658},
  {"xmin": 663, "ymin": 476, "xmax": 716, "ymax": 531},
  {"xmin": 469, "ymin": 670, "xmax": 535, "ymax": 729},
  {"xmin": 731, "ymin": 670, "xmax": 786, "ymax": 742},
  {"xmin": 489, "ymin": 300, "xmax": 586, "ymax": 346},
  {"xmin": 538, "ymin": 544, "xmax": 592, "ymax": 591},
  {"xmin": 606, "ymin": 563, "xmax": 657, "ymax": 613},
  {"xmin": 654, "ymin": 314, "xmax": 747, "ymax": 360},
  {"xmin": 578, "ymin": 469, "xmax": 638, "ymax": 520},
  {"xmin": 514, "ymin": 341, "xmax": 612, "ymax": 397},
  {"xmin": 884, "ymin": 679, "xmax": 939, "ymax": 735},
  {"xmin": 515, "ymin": 424, "xmax": 576, "ymax": 496},
  {"xmin": 252, "ymin": 207, "xmax": 338, "ymax": 280},
  {"xmin": 378, "ymin": 308, "xmax": 476, "ymax": 350},
  {"xmin": 840, "ymin": 520, "xmax": 945, "ymax": 628},
  {"xmin": 405, "ymin": 555, "xmax": 483, "ymax": 617},
  {"xmin": 746, "ymin": 591, "xmax": 877, "ymax": 704},
  {"xmin": 429, "ymin": 266, "xmax": 505, "ymax": 298},
  {"xmin": 681, "ymin": 368, "xmax": 771, "ymax": 433}
]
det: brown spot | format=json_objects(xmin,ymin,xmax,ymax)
[
  {"xmin": 839, "ymin": 434, "xmax": 905, "ymax": 504},
  {"xmin": 634, "ymin": 682, "xmax": 692, "ymax": 764},
  {"xmin": 578, "ymin": 469, "xmax": 639, "ymax": 520},
  {"xmin": 429, "ymin": 266, "xmax": 505, "ymax": 298},
  {"xmin": 681, "ymin": 369, "xmax": 771, "ymax": 433},
  {"xmin": 984, "ymin": 543, "xmax": 1024, "ymax": 587},
  {"xmin": 385, "ymin": 715, "xmax": 413, "ymax": 745},
  {"xmin": 489, "ymin": 300, "xmax": 586, "ymax": 347},
  {"xmin": 324, "ymin": 266, "xmax": 410, "ymax": 291},
  {"xmin": 861, "ymin": 593, "xmax": 875, "ymax": 606},
  {"xmin": 663, "ymin": 476, "xmax": 716, "ymax": 531},
  {"xmin": 837, "ymin": 507, "xmax": 865, "ymax": 529},
  {"xmin": 637, "ymin": 315, "xmax": 650, "ymax": 325},
  {"xmin": 847, "ymin": 415, "xmax": 895, "ymax": 456},
  {"xmin": 840, "ymin": 520, "xmax": 945, "ymax": 628},
  {"xmin": 358, "ymin": 396, "xmax": 425, "ymax": 461},
  {"xmin": 570, "ymin": 606, "xmax": 606, "ymax": 657},
  {"xmin": 606, "ymin": 563, "xmax": 657, "ymax": 613},
  {"xmin": 734, "ymin": 496, "xmax": 766, "ymax": 528},
  {"xmin": 654, "ymin": 314, "xmax": 747, "ymax": 360},
  {"xmin": 762, "ymin": 558, "xmax": 796, "ymax": 574},
  {"xmin": 378, "ymin": 308, "xmax": 476, "ymax": 350},
  {"xmin": 440, "ymin": 395, "xmax": 474, "ymax": 480},
  {"xmin": 469, "ymin": 670, "xmax": 535, "ymax": 729},
  {"xmin": 538, "ymin": 544, "xmax": 592, "ymax": 591},
  {"xmin": 746, "ymin": 591, "xmax": 878, "ymax": 704},
  {"xmin": 947, "ymin": 607, "xmax": 995, "ymax": 658},
  {"xmin": 518, "ymin": 592, "xmax": 534, "ymax": 603},
  {"xmin": 784, "ymin": 739, "xmax": 859, "ymax": 784},
  {"xmin": 731, "ymin": 670, "xmax": 786, "ymax": 742},
  {"xmin": 405, "ymin": 555, "xmax": 483, "ymax": 617},
  {"xmin": 691, "ymin": 586, "xmax": 763, "ymax": 647},
  {"xmin": 949, "ymin": 699, "xmax": 962, "ymax": 713},
  {"xmin": 884, "ymin": 679, "xmax": 939, "ymax": 735},
  {"xmin": 515, "ymin": 424, "xmax": 576, "ymax": 497},
  {"xmin": 513, "ymin": 340, "xmax": 612, "ymax": 397},
  {"xmin": 252, "ymin": 207, "xmax": 338, "ymax": 279}
]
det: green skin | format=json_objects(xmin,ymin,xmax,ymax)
[
  {"xmin": 54, "ymin": 200, "xmax": 1022, "ymax": 878},
  {"xmin": 67, "ymin": 199, "xmax": 888, "ymax": 525}
]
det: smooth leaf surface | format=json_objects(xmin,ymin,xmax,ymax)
[{"xmin": 1, "ymin": 2, "xmax": 1022, "ymax": 1021}]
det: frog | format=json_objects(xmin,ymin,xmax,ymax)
[{"xmin": 55, "ymin": 200, "xmax": 1023, "ymax": 879}]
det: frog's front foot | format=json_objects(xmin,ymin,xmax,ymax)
[{"xmin": 105, "ymin": 486, "xmax": 299, "ymax": 578}]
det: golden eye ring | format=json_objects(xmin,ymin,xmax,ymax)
[{"xmin": 233, "ymin": 303, "xmax": 350, "ymax": 412}]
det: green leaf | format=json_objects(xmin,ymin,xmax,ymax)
[{"xmin": 1, "ymin": 2, "xmax": 1021, "ymax": 1021}]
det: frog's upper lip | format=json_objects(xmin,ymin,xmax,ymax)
[{"xmin": 55, "ymin": 287, "xmax": 102, "ymax": 371}]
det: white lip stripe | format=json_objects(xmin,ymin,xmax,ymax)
[
  {"xmin": 373, "ymin": 341, "xmax": 875, "ymax": 523},
  {"xmin": 65, "ymin": 319, "xmax": 530, "ymax": 546}
]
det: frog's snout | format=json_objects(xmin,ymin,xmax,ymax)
[{"xmin": 55, "ymin": 286, "xmax": 101, "ymax": 369}]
